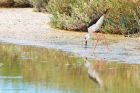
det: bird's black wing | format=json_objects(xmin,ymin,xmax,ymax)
[
  {"xmin": 88, "ymin": 8, "xmax": 110, "ymax": 28},
  {"xmin": 87, "ymin": 15, "xmax": 101, "ymax": 27}
]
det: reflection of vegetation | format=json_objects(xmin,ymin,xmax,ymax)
[
  {"xmin": 92, "ymin": 61, "xmax": 140, "ymax": 93},
  {"xmin": 0, "ymin": 44, "xmax": 21, "ymax": 76},
  {"xmin": 0, "ymin": 44, "xmax": 140, "ymax": 93}
]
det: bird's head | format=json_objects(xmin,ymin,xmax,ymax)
[
  {"xmin": 84, "ymin": 37, "xmax": 87, "ymax": 48},
  {"xmin": 103, "ymin": 8, "xmax": 110, "ymax": 15},
  {"xmin": 84, "ymin": 33, "xmax": 90, "ymax": 48},
  {"xmin": 84, "ymin": 57, "xmax": 91, "ymax": 68},
  {"xmin": 84, "ymin": 33, "xmax": 90, "ymax": 41}
]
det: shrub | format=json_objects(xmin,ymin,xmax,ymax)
[
  {"xmin": 0, "ymin": 0, "xmax": 14, "ymax": 7},
  {"xmin": 48, "ymin": 0, "xmax": 140, "ymax": 34},
  {"xmin": 30, "ymin": 0, "xmax": 49, "ymax": 12},
  {"xmin": 104, "ymin": 0, "xmax": 140, "ymax": 34},
  {"xmin": 0, "ymin": 0, "xmax": 31, "ymax": 7},
  {"xmin": 48, "ymin": 0, "xmax": 90, "ymax": 31},
  {"xmin": 14, "ymin": 0, "xmax": 31, "ymax": 7}
]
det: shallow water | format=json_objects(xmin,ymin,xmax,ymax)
[
  {"xmin": 0, "ymin": 36, "xmax": 140, "ymax": 64},
  {"xmin": 0, "ymin": 43, "xmax": 140, "ymax": 93}
]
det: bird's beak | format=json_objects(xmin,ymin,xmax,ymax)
[
  {"xmin": 103, "ymin": 8, "xmax": 110, "ymax": 14},
  {"xmin": 84, "ymin": 57, "xmax": 88, "ymax": 63}
]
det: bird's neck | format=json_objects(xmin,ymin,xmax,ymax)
[
  {"xmin": 85, "ymin": 61, "xmax": 91, "ymax": 68},
  {"xmin": 95, "ymin": 15, "xmax": 105, "ymax": 26}
]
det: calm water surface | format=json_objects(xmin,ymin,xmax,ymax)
[{"xmin": 0, "ymin": 43, "xmax": 140, "ymax": 93}]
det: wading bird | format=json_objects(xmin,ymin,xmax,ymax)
[{"xmin": 84, "ymin": 9, "xmax": 110, "ymax": 50}]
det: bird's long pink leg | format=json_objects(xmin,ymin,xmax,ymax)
[
  {"xmin": 93, "ymin": 32, "xmax": 100, "ymax": 51},
  {"xmin": 103, "ymin": 34, "xmax": 110, "ymax": 51},
  {"xmin": 92, "ymin": 32, "xmax": 99, "ymax": 59}
]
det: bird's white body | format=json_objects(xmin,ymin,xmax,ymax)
[
  {"xmin": 84, "ymin": 14, "xmax": 105, "ymax": 48},
  {"xmin": 85, "ymin": 15, "xmax": 105, "ymax": 40},
  {"xmin": 88, "ymin": 15, "xmax": 105, "ymax": 33}
]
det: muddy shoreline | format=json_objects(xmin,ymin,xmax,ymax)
[{"xmin": 0, "ymin": 8, "xmax": 140, "ymax": 63}]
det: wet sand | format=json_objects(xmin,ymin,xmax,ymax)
[{"xmin": 0, "ymin": 8, "xmax": 140, "ymax": 63}]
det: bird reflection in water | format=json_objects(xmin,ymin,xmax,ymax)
[{"xmin": 84, "ymin": 57, "xmax": 104, "ymax": 88}]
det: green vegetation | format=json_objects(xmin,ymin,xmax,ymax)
[
  {"xmin": 14, "ymin": 0, "xmax": 31, "ymax": 7},
  {"xmin": 0, "ymin": 0, "xmax": 14, "ymax": 7},
  {"xmin": 30, "ymin": 0, "xmax": 49, "ymax": 12},
  {"xmin": 0, "ymin": 0, "xmax": 49, "ymax": 10},
  {"xmin": 47, "ymin": 0, "xmax": 140, "ymax": 34},
  {"xmin": 0, "ymin": 0, "xmax": 31, "ymax": 7}
]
